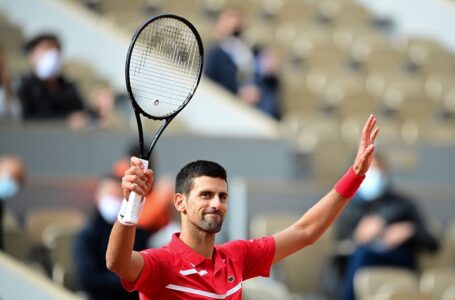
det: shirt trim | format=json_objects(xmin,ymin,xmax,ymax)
[
  {"xmin": 165, "ymin": 282, "xmax": 242, "ymax": 299},
  {"xmin": 179, "ymin": 268, "xmax": 208, "ymax": 276}
]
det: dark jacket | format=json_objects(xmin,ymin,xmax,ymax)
[
  {"xmin": 336, "ymin": 189, "xmax": 439, "ymax": 253},
  {"xmin": 204, "ymin": 45, "xmax": 238, "ymax": 94},
  {"xmin": 73, "ymin": 210, "xmax": 149, "ymax": 300},
  {"xmin": 17, "ymin": 73, "xmax": 84, "ymax": 119}
]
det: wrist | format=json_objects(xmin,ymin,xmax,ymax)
[{"xmin": 334, "ymin": 166, "xmax": 365, "ymax": 199}]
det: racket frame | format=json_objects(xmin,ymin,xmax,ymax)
[{"xmin": 125, "ymin": 14, "xmax": 204, "ymax": 161}]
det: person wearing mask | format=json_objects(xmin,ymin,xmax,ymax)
[
  {"xmin": 335, "ymin": 154, "xmax": 439, "ymax": 300},
  {"xmin": 73, "ymin": 174, "xmax": 149, "ymax": 300},
  {"xmin": 0, "ymin": 155, "xmax": 25, "ymax": 250},
  {"xmin": 17, "ymin": 33, "xmax": 85, "ymax": 121},
  {"xmin": 204, "ymin": 7, "xmax": 261, "ymax": 106}
]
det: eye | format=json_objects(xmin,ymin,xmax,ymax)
[
  {"xmin": 220, "ymin": 193, "xmax": 228, "ymax": 202},
  {"xmin": 201, "ymin": 191, "xmax": 212, "ymax": 199}
]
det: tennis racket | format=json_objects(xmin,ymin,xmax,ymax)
[{"xmin": 122, "ymin": 14, "xmax": 204, "ymax": 224}]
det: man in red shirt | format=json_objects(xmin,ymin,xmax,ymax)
[{"xmin": 107, "ymin": 115, "xmax": 379, "ymax": 299}]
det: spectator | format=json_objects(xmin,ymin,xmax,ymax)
[
  {"xmin": 17, "ymin": 33, "xmax": 85, "ymax": 121},
  {"xmin": 0, "ymin": 49, "xmax": 21, "ymax": 120},
  {"xmin": 254, "ymin": 46, "xmax": 282, "ymax": 120},
  {"xmin": 87, "ymin": 83, "xmax": 123, "ymax": 129},
  {"xmin": 0, "ymin": 155, "xmax": 25, "ymax": 250},
  {"xmin": 73, "ymin": 174, "xmax": 149, "ymax": 300},
  {"xmin": 335, "ymin": 154, "xmax": 439, "ymax": 300},
  {"xmin": 204, "ymin": 7, "xmax": 282, "ymax": 119},
  {"xmin": 204, "ymin": 7, "xmax": 254, "ymax": 94},
  {"xmin": 69, "ymin": 82, "xmax": 124, "ymax": 129}
]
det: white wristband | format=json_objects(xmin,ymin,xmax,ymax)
[{"xmin": 117, "ymin": 199, "xmax": 134, "ymax": 226}]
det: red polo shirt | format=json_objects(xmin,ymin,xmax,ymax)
[{"xmin": 122, "ymin": 233, "xmax": 276, "ymax": 299}]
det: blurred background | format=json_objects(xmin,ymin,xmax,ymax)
[{"xmin": 0, "ymin": 0, "xmax": 454, "ymax": 299}]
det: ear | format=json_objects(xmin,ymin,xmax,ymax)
[{"xmin": 174, "ymin": 193, "xmax": 186, "ymax": 214}]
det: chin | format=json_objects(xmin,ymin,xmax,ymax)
[{"xmin": 200, "ymin": 220, "xmax": 223, "ymax": 233}]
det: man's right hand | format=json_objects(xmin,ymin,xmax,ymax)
[{"xmin": 121, "ymin": 156, "xmax": 153, "ymax": 200}]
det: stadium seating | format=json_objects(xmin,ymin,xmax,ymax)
[
  {"xmin": 2, "ymin": 0, "xmax": 455, "ymax": 298},
  {"xmin": 354, "ymin": 267, "xmax": 419, "ymax": 300}
]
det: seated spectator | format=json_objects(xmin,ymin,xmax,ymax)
[
  {"xmin": 254, "ymin": 46, "xmax": 282, "ymax": 120},
  {"xmin": 0, "ymin": 48, "xmax": 21, "ymax": 120},
  {"xmin": 86, "ymin": 83, "xmax": 122, "ymax": 129},
  {"xmin": 68, "ymin": 82, "xmax": 124, "ymax": 129},
  {"xmin": 73, "ymin": 174, "xmax": 149, "ymax": 300},
  {"xmin": 204, "ymin": 7, "xmax": 254, "ymax": 95},
  {"xmin": 17, "ymin": 33, "xmax": 85, "ymax": 121},
  {"xmin": 334, "ymin": 154, "xmax": 439, "ymax": 300},
  {"xmin": 0, "ymin": 155, "xmax": 25, "ymax": 250},
  {"xmin": 204, "ymin": 7, "xmax": 282, "ymax": 119}
]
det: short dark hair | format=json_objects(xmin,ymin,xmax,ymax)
[
  {"xmin": 23, "ymin": 33, "xmax": 61, "ymax": 54},
  {"xmin": 176, "ymin": 160, "xmax": 227, "ymax": 195}
]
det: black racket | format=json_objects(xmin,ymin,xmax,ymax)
[{"xmin": 122, "ymin": 14, "xmax": 204, "ymax": 224}]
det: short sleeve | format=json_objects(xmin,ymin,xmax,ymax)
[
  {"xmin": 121, "ymin": 248, "xmax": 171, "ymax": 295},
  {"xmin": 222, "ymin": 236, "xmax": 276, "ymax": 280}
]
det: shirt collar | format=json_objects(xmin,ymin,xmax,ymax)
[{"xmin": 169, "ymin": 232, "xmax": 226, "ymax": 273}]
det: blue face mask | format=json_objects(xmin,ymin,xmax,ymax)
[
  {"xmin": 0, "ymin": 174, "xmax": 19, "ymax": 201},
  {"xmin": 357, "ymin": 168, "xmax": 389, "ymax": 201}
]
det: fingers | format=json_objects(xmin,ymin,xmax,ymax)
[
  {"xmin": 362, "ymin": 114, "xmax": 375, "ymax": 136},
  {"xmin": 370, "ymin": 127, "xmax": 380, "ymax": 143},
  {"xmin": 123, "ymin": 157, "xmax": 154, "ymax": 199},
  {"xmin": 123, "ymin": 174, "xmax": 149, "ymax": 195},
  {"xmin": 130, "ymin": 156, "xmax": 145, "ymax": 169},
  {"xmin": 364, "ymin": 144, "xmax": 375, "ymax": 157},
  {"xmin": 353, "ymin": 144, "xmax": 375, "ymax": 175}
]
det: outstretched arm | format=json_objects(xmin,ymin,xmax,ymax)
[
  {"xmin": 106, "ymin": 157, "xmax": 153, "ymax": 282},
  {"xmin": 273, "ymin": 114, "xmax": 379, "ymax": 264}
]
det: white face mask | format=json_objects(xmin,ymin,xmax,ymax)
[
  {"xmin": 98, "ymin": 195, "xmax": 122, "ymax": 224},
  {"xmin": 34, "ymin": 49, "xmax": 62, "ymax": 80},
  {"xmin": 0, "ymin": 173, "xmax": 19, "ymax": 200},
  {"xmin": 357, "ymin": 167, "xmax": 389, "ymax": 201}
]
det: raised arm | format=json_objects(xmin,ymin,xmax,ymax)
[
  {"xmin": 273, "ymin": 114, "xmax": 379, "ymax": 264},
  {"xmin": 106, "ymin": 157, "xmax": 153, "ymax": 282}
]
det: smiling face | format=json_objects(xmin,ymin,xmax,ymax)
[{"xmin": 176, "ymin": 176, "xmax": 228, "ymax": 234}]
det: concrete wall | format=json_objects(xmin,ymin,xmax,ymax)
[{"xmin": 0, "ymin": 253, "xmax": 83, "ymax": 300}]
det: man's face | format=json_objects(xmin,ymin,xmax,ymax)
[
  {"xmin": 28, "ymin": 40, "xmax": 60, "ymax": 67},
  {"xmin": 180, "ymin": 176, "xmax": 228, "ymax": 234}
]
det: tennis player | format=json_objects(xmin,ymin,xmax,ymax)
[{"xmin": 107, "ymin": 114, "xmax": 379, "ymax": 299}]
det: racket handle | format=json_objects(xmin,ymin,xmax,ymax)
[{"xmin": 122, "ymin": 159, "xmax": 149, "ymax": 225}]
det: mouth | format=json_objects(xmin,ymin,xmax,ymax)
[
  {"xmin": 204, "ymin": 212, "xmax": 220, "ymax": 217},
  {"xmin": 203, "ymin": 212, "xmax": 222, "ymax": 220}
]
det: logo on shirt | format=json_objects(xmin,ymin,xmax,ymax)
[{"xmin": 228, "ymin": 275, "xmax": 235, "ymax": 282}]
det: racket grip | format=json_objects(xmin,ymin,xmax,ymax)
[{"xmin": 122, "ymin": 159, "xmax": 149, "ymax": 225}]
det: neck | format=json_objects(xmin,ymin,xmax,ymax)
[{"xmin": 179, "ymin": 224, "xmax": 216, "ymax": 259}]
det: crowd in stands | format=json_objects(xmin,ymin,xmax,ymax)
[
  {"xmin": 0, "ymin": 31, "xmax": 130, "ymax": 130},
  {"xmin": 1, "ymin": 1, "xmax": 455, "ymax": 299}
]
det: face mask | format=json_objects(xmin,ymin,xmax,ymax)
[
  {"xmin": 98, "ymin": 195, "xmax": 122, "ymax": 224},
  {"xmin": 0, "ymin": 173, "xmax": 19, "ymax": 200},
  {"xmin": 357, "ymin": 168, "xmax": 389, "ymax": 201},
  {"xmin": 34, "ymin": 49, "xmax": 62, "ymax": 80}
]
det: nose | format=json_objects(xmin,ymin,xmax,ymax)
[{"xmin": 209, "ymin": 196, "xmax": 222, "ymax": 210}]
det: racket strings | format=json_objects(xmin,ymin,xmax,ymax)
[{"xmin": 129, "ymin": 17, "xmax": 202, "ymax": 118}]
